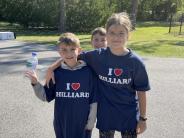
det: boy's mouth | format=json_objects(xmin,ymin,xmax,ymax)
[{"xmin": 66, "ymin": 57, "xmax": 74, "ymax": 59}]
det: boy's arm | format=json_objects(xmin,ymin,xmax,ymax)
[
  {"xmin": 136, "ymin": 91, "xmax": 147, "ymax": 134},
  {"xmin": 138, "ymin": 91, "xmax": 146, "ymax": 118},
  {"xmin": 25, "ymin": 70, "xmax": 47, "ymax": 101},
  {"xmin": 45, "ymin": 58, "xmax": 62, "ymax": 87},
  {"xmin": 85, "ymin": 71, "xmax": 98, "ymax": 130},
  {"xmin": 49, "ymin": 58, "xmax": 62, "ymax": 70},
  {"xmin": 85, "ymin": 102, "xmax": 97, "ymax": 130},
  {"xmin": 32, "ymin": 82, "xmax": 47, "ymax": 101},
  {"xmin": 32, "ymin": 80, "xmax": 56, "ymax": 102}
]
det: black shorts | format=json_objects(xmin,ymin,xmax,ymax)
[{"xmin": 99, "ymin": 130, "xmax": 137, "ymax": 138}]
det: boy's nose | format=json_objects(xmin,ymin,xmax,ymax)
[{"xmin": 65, "ymin": 51, "xmax": 72, "ymax": 56}]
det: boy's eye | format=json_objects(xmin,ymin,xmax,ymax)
[
  {"xmin": 109, "ymin": 32, "xmax": 115, "ymax": 35},
  {"xmin": 108, "ymin": 31, "xmax": 125, "ymax": 37},
  {"xmin": 94, "ymin": 38, "xmax": 99, "ymax": 42}
]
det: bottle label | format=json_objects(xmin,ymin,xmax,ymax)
[{"xmin": 26, "ymin": 61, "xmax": 32, "ymax": 67}]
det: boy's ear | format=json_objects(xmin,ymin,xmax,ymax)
[
  {"xmin": 78, "ymin": 47, "xmax": 82, "ymax": 53},
  {"xmin": 127, "ymin": 32, "xmax": 131, "ymax": 40}
]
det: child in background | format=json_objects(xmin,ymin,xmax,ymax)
[
  {"xmin": 46, "ymin": 12, "xmax": 150, "ymax": 138},
  {"xmin": 91, "ymin": 27, "xmax": 107, "ymax": 49},
  {"xmin": 25, "ymin": 33, "xmax": 97, "ymax": 138}
]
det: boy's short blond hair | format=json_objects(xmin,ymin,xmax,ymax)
[
  {"xmin": 57, "ymin": 32, "xmax": 80, "ymax": 47},
  {"xmin": 105, "ymin": 12, "xmax": 132, "ymax": 32},
  {"xmin": 91, "ymin": 27, "xmax": 106, "ymax": 40}
]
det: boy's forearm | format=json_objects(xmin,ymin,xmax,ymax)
[
  {"xmin": 137, "ymin": 91, "xmax": 146, "ymax": 117},
  {"xmin": 86, "ymin": 102, "xmax": 97, "ymax": 129},
  {"xmin": 88, "ymin": 102, "xmax": 97, "ymax": 121},
  {"xmin": 32, "ymin": 82, "xmax": 47, "ymax": 101},
  {"xmin": 49, "ymin": 58, "xmax": 62, "ymax": 70}
]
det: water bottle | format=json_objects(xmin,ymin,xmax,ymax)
[{"xmin": 26, "ymin": 52, "xmax": 38, "ymax": 71}]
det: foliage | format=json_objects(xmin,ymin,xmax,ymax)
[
  {"xmin": 0, "ymin": 0, "xmax": 184, "ymax": 31},
  {"xmin": 137, "ymin": 0, "xmax": 184, "ymax": 21},
  {"xmin": 0, "ymin": 0, "xmax": 59, "ymax": 27},
  {"xmin": 65, "ymin": 0, "xmax": 115, "ymax": 32}
]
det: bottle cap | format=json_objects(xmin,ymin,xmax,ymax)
[{"xmin": 32, "ymin": 52, "xmax": 37, "ymax": 56}]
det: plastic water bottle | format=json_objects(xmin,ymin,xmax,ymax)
[{"xmin": 26, "ymin": 52, "xmax": 38, "ymax": 71}]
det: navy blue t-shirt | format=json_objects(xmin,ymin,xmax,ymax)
[
  {"xmin": 80, "ymin": 47, "xmax": 150, "ymax": 132},
  {"xmin": 44, "ymin": 66, "xmax": 97, "ymax": 138}
]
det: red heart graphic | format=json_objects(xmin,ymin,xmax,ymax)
[
  {"xmin": 114, "ymin": 69, "xmax": 123, "ymax": 76},
  {"xmin": 71, "ymin": 83, "xmax": 80, "ymax": 91}
]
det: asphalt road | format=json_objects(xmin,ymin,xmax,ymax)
[{"xmin": 0, "ymin": 40, "xmax": 184, "ymax": 138}]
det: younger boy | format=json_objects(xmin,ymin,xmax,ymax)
[
  {"xmin": 91, "ymin": 27, "xmax": 107, "ymax": 49},
  {"xmin": 25, "ymin": 33, "xmax": 97, "ymax": 138}
]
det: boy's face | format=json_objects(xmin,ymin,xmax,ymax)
[
  {"xmin": 58, "ymin": 44, "xmax": 81, "ymax": 66},
  {"xmin": 91, "ymin": 33, "xmax": 107, "ymax": 49},
  {"xmin": 106, "ymin": 24, "xmax": 128, "ymax": 50}
]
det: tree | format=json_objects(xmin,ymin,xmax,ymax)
[
  {"xmin": 59, "ymin": 0, "xmax": 66, "ymax": 33},
  {"xmin": 130, "ymin": 0, "xmax": 139, "ymax": 30},
  {"xmin": 66, "ymin": 0, "xmax": 115, "ymax": 32}
]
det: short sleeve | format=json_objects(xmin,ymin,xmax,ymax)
[
  {"xmin": 78, "ymin": 52, "xmax": 86, "ymax": 61},
  {"xmin": 44, "ymin": 80, "xmax": 56, "ymax": 102},
  {"xmin": 133, "ymin": 61, "xmax": 150, "ymax": 91},
  {"xmin": 78, "ymin": 50, "xmax": 98, "ymax": 66},
  {"xmin": 89, "ymin": 71, "xmax": 98, "ymax": 104}
]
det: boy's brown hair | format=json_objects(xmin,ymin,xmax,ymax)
[
  {"xmin": 91, "ymin": 27, "xmax": 106, "ymax": 40},
  {"xmin": 105, "ymin": 12, "xmax": 132, "ymax": 33},
  {"xmin": 57, "ymin": 32, "xmax": 80, "ymax": 47}
]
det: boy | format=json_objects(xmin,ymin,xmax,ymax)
[
  {"xmin": 25, "ymin": 33, "xmax": 97, "ymax": 138},
  {"xmin": 91, "ymin": 27, "xmax": 107, "ymax": 49}
]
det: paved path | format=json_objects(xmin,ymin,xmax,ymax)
[{"xmin": 0, "ymin": 40, "xmax": 184, "ymax": 138}]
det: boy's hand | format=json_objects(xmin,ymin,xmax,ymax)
[
  {"xmin": 136, "ymin": 120, "xmax": 147, "ymax": 134},
  {"xmin": 45, "ymin": 67, "xmax": 55, "ymax": 88},
  {"xmin": 25, "ymin": 70, "xmax": 38, "ymax": 85},
  {"xmin": 85, "ymin": 122, "xmax": 94, "ymax": 131}
]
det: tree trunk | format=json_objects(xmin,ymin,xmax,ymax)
[
  {"xmin": 168, "ymin": 14, "xmax": 173, "ymax": 33},
  {"xmin": 130, "ymin": 0, "xmax": 139, "ymax": 30},
  {"xmin": 59, "ymin": 0, "xmax": 66, "ymax": 33},
  {"xmin": 179, "ymin": 13, "xmax": 184, "ymax": 35}
]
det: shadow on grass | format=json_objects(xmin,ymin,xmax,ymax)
[
  {"xmin": 136, "ymin": 21, "xmax": 170, "ymax": 28},
  {"xmin": 175, "ymin": 41, "xmax": 184, "ymax": 46},
  {"xmin": 80, "ymin": 40, "xmax": 90, "ymax": 45},
  {"xmin": 79, "ymin": 37, "xmax": 91, "ymax": 41},
  {"xmin": 129, "ymin": 39, "xmax": 184, "ymax": 54}
]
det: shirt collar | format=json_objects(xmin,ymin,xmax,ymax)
[{"xmin": 61, "ymin": 60, "xmax": 86, "ymax": 70}]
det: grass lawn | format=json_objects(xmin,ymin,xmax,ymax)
[
  {"xmin": 129, "ymin": 22, "xmax": 184, "ymax": 57},
  {"xmin": 1, "ymin": 21, "xmax": 184, "ymax": 58}
]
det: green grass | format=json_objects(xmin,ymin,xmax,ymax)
[
  {"xmin": 1, "ymin": 21, "xmax": 184, "ymax": 57},
  {"xmin": 129, "ymin": 26, "xmax": 184, "ymax": 57},
  {"xmin": 17, "ymin": 32, "xmax": 92, "ymax": 51}
]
